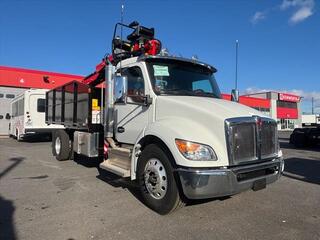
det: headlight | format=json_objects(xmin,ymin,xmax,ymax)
[{"xmin": 175, "ymin": 139, "xmax": 217, "ymax": 161}]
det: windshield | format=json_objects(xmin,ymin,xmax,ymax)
[{"xmin": 146, "ymin": 59, "xmax": 221, "ymax": 98}]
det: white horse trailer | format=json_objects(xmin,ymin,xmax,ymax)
[{"xmin": 9, "ymin": 89, "xmax": 63, "ymax": 140}]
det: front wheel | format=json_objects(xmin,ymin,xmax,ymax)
[{"xmin": 137, "ymin": 144, "xmax": 184, "ymax": 215}]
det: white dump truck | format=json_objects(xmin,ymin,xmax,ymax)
[{"xmin": 46, "ymin": 22, "xmax": 284, "ymax": 214}]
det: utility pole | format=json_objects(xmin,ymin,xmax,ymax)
[{"xmin": 312, "ymin": 97, "xmax": 314, "ymax": 114}]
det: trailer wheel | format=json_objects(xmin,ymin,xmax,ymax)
[
  {"xmin": 52, "ymin": 130, "xmax": 72, "ymax": 161},
  {"xmin": 137, "ymin": 144, "xmax": 184, "ymax": 215}
]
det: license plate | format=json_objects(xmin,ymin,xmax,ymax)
[{"xmin": 252, "ymin": 178, "xmax": 266, "ymax": 191}]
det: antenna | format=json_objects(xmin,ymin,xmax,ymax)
[
  {"xmin": 312, "ymin": 97, "xmax": 314, "ymax": 114},
  {"xmin": 121, "ymin": 3, "xmax": 124, "ymax": 20}
]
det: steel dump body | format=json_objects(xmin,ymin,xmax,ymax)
[{"xmin": 45, "ymin": 81, "xmax": 103, "ymax": 131}]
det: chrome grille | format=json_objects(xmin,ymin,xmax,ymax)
[
  {"xmin": 226, "ymin": 117, "xmax": 278, "ymax": 165},
  {"xmin": 261, "ymin": 120, "xmax": 278, "ymax": 158},
  {"xmin": 229, "ymin": 123, "xmax": 257, "ymax": 163}
]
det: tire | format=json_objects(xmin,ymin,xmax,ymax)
[
  {"xmin": 137, "ymin": 144, "xmax": 185, "ymax": 215},
  {"xmin": 289, "ymin": 134, "xmax": 294, "ymax": 144},
  {"xmin": 292, "ymin": 132, "xmax": 307, "ymax": 148},
  {"xmin": 16, "ymin": 129, "xmax": 22, "ymax": 142},
  {"xmin": 52, "ymin": 130, "xmax": 72, "ymax": 161}
]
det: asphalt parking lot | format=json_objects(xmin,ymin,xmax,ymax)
[{"xmin": 0, "ymin": 132, "xmax": 319, "ymax": 240}]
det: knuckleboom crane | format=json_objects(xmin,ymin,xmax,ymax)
[{"xmin": 82, "ymin": 21, "xmax": 162, "ymax": 87}]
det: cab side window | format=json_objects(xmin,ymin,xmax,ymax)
[{"xmin": 122, "ymin": 67, "xmax": 145, "ymax": 103}]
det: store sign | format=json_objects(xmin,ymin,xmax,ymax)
[{"xmin": 279, "ymin": 93, "xmax": 300, "ymax": 102}]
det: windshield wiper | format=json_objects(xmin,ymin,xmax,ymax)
[
  {"xmin": 160, "ymin": 89, "xmax": 195, "ymax": 96},
  {"xmin": 195, "ymin": 92, "xmax": 217, "ymax": 98},
  {"xmin": 159, "ymin": 89, "xmax": 218, "ymax": 98}
]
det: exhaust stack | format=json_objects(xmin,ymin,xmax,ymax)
[{"xmin": 105, "ymin": 63, "xmax": 115, "ymax": 138}]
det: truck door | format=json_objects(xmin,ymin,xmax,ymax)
[{"xmin": 114, "ymin": 65, "xmax": 149, "ymax": 144}]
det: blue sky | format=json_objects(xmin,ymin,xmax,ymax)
[{"xmin": 0, "ymin": 0, "xmax": 319, "ymax": 113}]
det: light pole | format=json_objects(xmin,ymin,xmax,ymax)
[
  {"xmin": 235, "ymin": 39, "xmax": 239, "ymax": 90},
  {"xmin": 231, "ymin": 40, "xmax": 239, "ymax": 102}
]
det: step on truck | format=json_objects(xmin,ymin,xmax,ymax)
[{"xmin": 46, "ymin": 21, "xmax": 284, "ymax": 214}]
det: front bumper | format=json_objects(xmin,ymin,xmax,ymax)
[{"xmin": 177, "ymin": 157, "xmax": 284, "ymax": 199}]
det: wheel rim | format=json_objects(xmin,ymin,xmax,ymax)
[
  {"xmin": 144, "ymin": 158, "xmax": 168, "ymax": 200},
  {"xmin": 55, "ymin": 137, "xmax": 61, "ymax": 155}
]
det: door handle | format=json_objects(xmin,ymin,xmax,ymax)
[{"xmin": 117, "ymin": 126, "xmax": 125, "ymax": 133}]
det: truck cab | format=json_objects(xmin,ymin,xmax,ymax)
[
  {"xmin": 47, "ymin": 22, "xmax": 284, "ymax": 214},
  {"xmin": 109, "ymin": 55, "xmax": 283, "ymax": 213}
]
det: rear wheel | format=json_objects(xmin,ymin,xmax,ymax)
[
  {"xmin": 16, "ymin": 129, "xmax": 22, "ymax": 142},
  {"xmin": 52, "ymin": 130, "xmax": 72, "ymax": 161},
  {"xmin": 137, "ymin": 144, "xmax": 184, "ymax": 215}
]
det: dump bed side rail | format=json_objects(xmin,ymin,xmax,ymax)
[{"xmin": 45, "ymin": 81, "xmax": 93, "ymax": 130}]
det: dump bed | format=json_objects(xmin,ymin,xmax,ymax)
[{"xmin": 45, "ymin": 81, "xmax": 103, "ymax": 130}]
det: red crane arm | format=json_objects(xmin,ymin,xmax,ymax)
[{"xmin": 82, "ymin": 59, "xmax": 108, "ymax": 86}]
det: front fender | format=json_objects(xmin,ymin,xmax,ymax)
[{"xmin": 130, "ymin": 117, "xmax": 229, "ymax": 180}]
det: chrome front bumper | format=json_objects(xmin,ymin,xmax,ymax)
[{"xmin": 177, "ymin": 157, "xmax": 284, "ymax": 199}]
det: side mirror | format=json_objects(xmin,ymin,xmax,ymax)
[
  {"xmin": 5, "ymin": 113, "xmax": 11, "ymax": 120},
  {"xmin": 231, "ymin": 89, "xmax": 239, "ymax": 102},
  {"xmin": 114, "ymin": 76, "xmax": 128, "ymax": 104}
]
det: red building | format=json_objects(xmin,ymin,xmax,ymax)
[
  {"xmin": 0, "ymin": 65, "xmax": 83, "ymax": 89},
  {"xmin": 244, "ymin": 92, "xmax": 301, "ymax": 130},
  {"xmin": 0, "ymin": 66, "xmax": 83, "ymax": 135},
  {"xmin": 222, "ymin": 94, "xmax": 271, "ymax": 115}
]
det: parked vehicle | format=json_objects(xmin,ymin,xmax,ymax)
[
  {"xmin": 290, "ymin": 127, "xmax": 320, "ymax": 147},
  {"xmin": 302, "ymin": 114, "xmax": 320, "ymax": 127},
  {"xmin": 0, "ymin": 86, "xmax": 25, "ymax": 136},
  {"xmin": 46, "ymin": 22, "xmax": 284, "ymax": 214},
  {"xmin": 10, "ymin": 89, "xmax": 63, "ymax": 140}
]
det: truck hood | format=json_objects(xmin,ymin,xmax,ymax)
[
  {"xmin": 154, "ymin": 96, "xmax": 271, "ymax": 167},
  {"xmin": 156, "ymin": 96, "xmax": 267, "ymax": 121}
]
